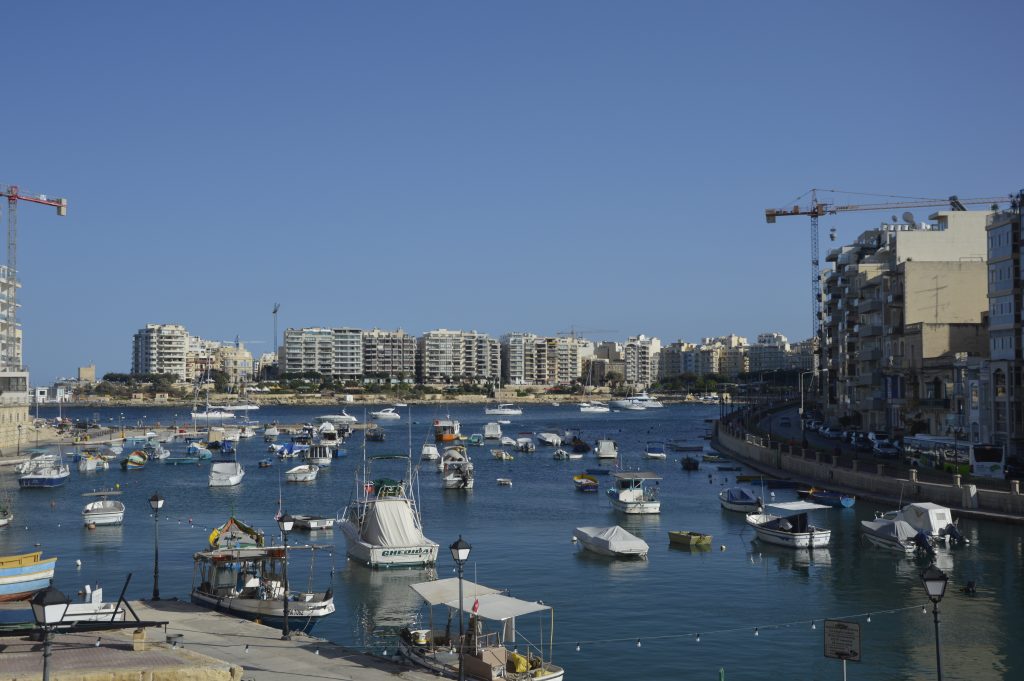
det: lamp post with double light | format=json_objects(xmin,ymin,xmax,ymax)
[
  {"xmin": 149, "ymin": 492, "xmax": 164, "ymax": 600},
  {"xmin": 31, "ymin": 586, "xmax": 70, "ymax": 681},
  {"xmin": 921, "ymin": 563, "xmax": 948, "ymax": 681},
  {"xmin": 278, "ymin": 513, "xmax": 294, "ymax": 640},
  {"xmin": 450, "ymin": 536, "xmax": 472, "ymax": 681}
]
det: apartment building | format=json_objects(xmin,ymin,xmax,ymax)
[
  {"xmin": 0, "ymin": 266, "xmax": 22, "ymax": 370},
  {"xmin": 281, "ymin": 327, "xmax": 336, "ymax": 376},
  {"xmin": 362, "ymin": 328, "xmax": 416, "ymax": 381},
  {"xmin": 501, "ymin": 332, "xmax": 541, "ymax": 385},
  {"xmin": 821, "ymin": 210, "xmax": 990, "ymax": 432},
  {"xmin": 131, "ymin": 323, "xmax": 189, "ymax": 380},
  {"xmin": 623, "ymin": 335, "xmax": 661, "ymax": 388},
  {"xmin": 418, "ymin": 329, "xmax": 499, "ymax": 384},
  {"xmin": 217, "ymin": 342, "xmax": 255, "ymax": 386}
]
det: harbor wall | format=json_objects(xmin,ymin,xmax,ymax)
[{"xmin": 713, "ymin": 421, "xmax": 1024, "ymax": 520}]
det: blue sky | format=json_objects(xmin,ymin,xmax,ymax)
[{"xmin": 5, "ymin": 2, "xmax": 1022, "ymax": 382}]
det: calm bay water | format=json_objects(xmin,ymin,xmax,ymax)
[{"xmin": 3, "ymin": 404, "xmax": 1021, "ymax": 680}]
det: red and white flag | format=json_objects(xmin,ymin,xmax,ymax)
[{"xmin": 472, "ymin": 598, "xmax": 480, "ymax": 614}]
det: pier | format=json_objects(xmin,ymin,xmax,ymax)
[{"xmin": 1, "ymin": 599, "xmax": 437, "ymax": 681}]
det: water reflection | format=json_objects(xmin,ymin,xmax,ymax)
[{"xmin": 343, "ymin": 562, "xmax": 436, "ymax": 648}]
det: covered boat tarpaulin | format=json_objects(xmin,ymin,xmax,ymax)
[
  {"xmin": 411, "ymin": 578, "xmax": 500, "ymax": 605},
  {"xmin": 862, "ymin": 519, "xmax": 918, "ymax": 543},
  {"xmin": 361, "ymin": 499, "xmax": 427, "ymax": 547},
  {"xmin": 724, "ymin": 488, "xmax": 759, "ymax": 503},
  {"xmin": 575, "ymin": 525, "xmax": 650, "ymax": 557}
]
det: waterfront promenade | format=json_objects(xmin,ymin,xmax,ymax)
[{"xmin": 1, "ymin": 599, "xmax": 437, "ymax": 681}]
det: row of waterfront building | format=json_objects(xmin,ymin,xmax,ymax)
[
  {"xmin": 814, "ymin": 193, "xmax": 1024, "ymax": 459},
  {"xmin": 130, "ymin": 324, "xmax": 814, "ymax": 389}
]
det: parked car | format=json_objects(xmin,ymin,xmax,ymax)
[
  {"xmin": 867, "ymin": 431, "xmax": 891, "ymax": 445},
  {"xmin": 873, "ymin": 441, "xmax": 901, "ymax": 459},
  {"xmin": 805, "ymin": 420, "xmax": 822, "ymax": 432},
  {"xmin": 820, "ymin": 426, "xmax": 843, "ymax": 439}
]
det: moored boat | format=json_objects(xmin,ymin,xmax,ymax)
[
  {"xmin": 718, "ymin": 487, "xmax": 762, "ymax": 512},
  {"xmin": 483, "ymin": 422, "xmax": 503, "ymax": 440},
  {"xmin": 484, "ymin": 403, "xmax": 522, "ymax": 415},
  {"xmin": 643, "ymin": 441, "xmax": 667, "ymax": 460},
  {"xmin": 798, "ymin": 488, "xmax": 856, "ymax": 508},
  {"xmin": 574, "ymin": 525, "xmax": 649, "ymax": 558},
  {"xmin": 860, "ymin": 518, "xmax": 932, "ymax": 554},
  {"xmin": 0, "ymin": 551, "xmax": 57, "ymax": 602},
  {"xmin": 877, "ymin": 502, "xmax": 966, "ymax": 545},
  {"xmin": 420, "ymin": 442, "xmax": 440, "ymax": 461},
  {"xmin": 370, "ymin": 407, "xmax": 402, "ymax": 421},
  {"xmin": 19, "ymin": 457, "xmax": 71, "ymax": 488},
  {"xmin": 595, "ymin": 438, "xmax": 618, "ymax": 459},
  {"xmin": 208, "ymin": 461, "xmax": 245, "ymax": 487},
  {"xmin": 746, "ymin": 501, "xmax": 832, "ymax": 549},
  {"xmin": 607, "ymin": 472, "xmax": 661, "ymax": 514},
  {"xmin": 492, "ymin": 449, "xmax": 514, "ymax": 461},
  {"xmin": 580, "ymin": 401, "xmax": 610, "ymax": 413},
  {"xmin": 441, "ymin": 448, "xmax": 474, "ymax": 489},
  {"xmin": 292, "ymin": 514, "xmax": 336, "ymax": 531},
  {"xmin": 82, "ymin": 491, "xmax": 125, "ymax": 526},
  {"xmin": 574, "ymin": 474, "xmax": 600, "ymax": 492},
  {"xmin": 399, "ymin": 578, "xmax": 564, "ymax": 681},
  {"xmin": 537, "ymin": 432, "xmax": 562, "ymax": 447},
  {"xmin": 285, "ymin": 464, "xmax": 319, "ymax": 482},
  {"xmin": 668, "ymin": 530, "xmax": 713, "ymax": 547},
  {"xmin": 433, "ymin": 418, "xmax": 461, "ymax": 443}
]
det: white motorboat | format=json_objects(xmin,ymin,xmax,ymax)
[
  {"xmin": 394, "ymin": 402, "xmax": 408, "ymax": 408},
  {"xmin": 339, "ymin": 454, "xmax": 439, "ymax": 568},
  {"xmin": 515, "ymin": 437, "xmax": 536, "ymax": 453},
  {"xmin": 222, "ymin": 428, "xmax": 242, "ymax": 443},
  {"xmin": 746, "ymin": 501, "xmax": 832, "ymax": 548},
  {"xmin": 718, "ymin": 487, "xmax": 762, "ymax": 512},
  {"xmin": 209, "ymin": 461, "xmax": 245, "ymax": 487},
  {"xmin": 595, "ymin": 438, "xmax": 619, "ymax": 459},
  {"xmin": 285, "ymin": 464, "xmax": 319, "ymax": 482},
  {"xmin": 191, "ymin": 544, "xmax": 334, "ymax": 633},
  {"xmin": 537, "ymin": 432, "xmax": 562, "ymax": 446},
  {"xmin": 292, "ymin": 515, "xmax": 336, "ymax": 531},
  {"xmin": 574, "ymin": 525, "xmax": 649, "ymax": 558},
  {"xmin": 580, "ymin": 401, "xmax": 611, "ymax": 413},
  {"xmin": 420, "ymin": 442, "xmax": 440, "ymax": 461},
  {"xmin": 316, "ymin": 411, "xmax": 357, "ymax": 425},
  {"xmin": 191, "ymin": 406, "xmax": 236, "ymax": 422},
  {"xmin": 304, "ymin": 444, "xmax": 333, "ymax": 467},
  {"xmin": 483, "ymin": 422, "xmax": 503, "ymax": 440},
  {"xmin": 147, "ymin": 444, "xmax": 171, "ymax": 460},
  {"xmin": 643, "ymin": 441, "xmax": 667, "ymax": 460},
  {"xmin": 607, "ymin": 472, "xmax": 662, "ymax": 514},
  {"xmin": 238, "ymin": 423, "xmax": 258, "ymax": 439},
  {"xmin": 484, "ymin": 403, "xmax": 522, "ymax": 416},
  {"xmin": 492, "ymin": 449, "xmax": 514, "ymax": 461},
  {"xmin": 877, "ymin": 502, "xmax": 966, "ymax": 545},
  {"xmin": 610, "ymin": 392, "xmax": 664, "ymax": 410},
  {"xmin": 77, "ymin": 454, "xmax": 109, "ymax": 472},
  {"xmin": 441, "ymin": 447, "xmax": 474, "ymax": 489},
  {"xmin": 223, "ymin": 403, "xmax": 260, "ymax": 413},
  {"xmin": 19, "ymin": 457, "xmax": 71, "ymax": 488},
  {"xmin": 263, "ymin": 425, "xmax": 280, "ymax": 442},
  {"xmin": 400, "ymin": 578, "xmax": 564, "ymax": 681},
  {"xmin": 553, "ymin": 449, "xmax": 583, "ymax": 460},
  {"xmin": 82, "ymin": 492, "xmax": 125, "ymax": 526},
  {"xmin": 860, "ymin": 518, "xmax": 928, "ymax": 554},
  {"xmin": 370, "ymin": 407, "xmax": 402, "ymax": 421},
  {"xmin": 499, "ymin": 436, "xmax": 517, "ymax": 447}
]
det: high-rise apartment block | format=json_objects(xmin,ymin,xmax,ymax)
[
  {"xmin": 501, "ymin": 333, "xmax": 592, "ymax": 386},
  {"xmin": 363, "ymin": 329, "xmax": 416, "ymax": 380},
  {"xmin": 624, "ymin": 335, "xmax": 661, "ymax": 388},
  {"xmin": 417, "ymin": 329, "xmax": 500, "ymax": 384},
  {"xmin": 132, "ymin": 323, "xmax": 189, "ymax": 380}
]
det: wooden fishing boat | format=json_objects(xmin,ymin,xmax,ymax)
[{"xmin": 668, "ymin": 530, "xmax": 713, "ymax": 547}]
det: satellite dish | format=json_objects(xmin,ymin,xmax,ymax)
[{"xmin": 902, "ymin": 212, "xmax": 915, "ymax": 224}]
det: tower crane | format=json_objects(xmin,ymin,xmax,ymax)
[
  {"xmin": 0, "ymin": 185, "xmax": 67, "ymax": 370},
  {"xmin": 557, "ymin": 327, "xmax": 619, "ymax": 341},
  {"xmin": 765, "ymin": 189, "xmax": 1009, "ymax": 339}
]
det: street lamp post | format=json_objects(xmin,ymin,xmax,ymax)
[
  {"xmin": 921, "ymin": 563, "xmax": 949, "ymax": 681},
  {"xmin": 278, "ymin": 513, "xmax": 294, "ymax": 640},
  {"xmin": 17, "ymin": 423, "xmax": 22, "ymax": 457},
  {"xmin": 149, "ymin": 492, "xmax": 164, "ymax": 600},
  {"xmin": 449, "ymin": 536, "xmax": 472, "ymax": 681},
  {"xmin": 31, "ymin": 586, "xmax": 70, "ymax": 681},
  {"xmin": 799, "ymin": 371, "xmax": 815, "ymax": 431}
]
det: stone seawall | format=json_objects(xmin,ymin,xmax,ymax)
[{"xmin": 713, "ymin": 422, "xmax": 1024, "ymax": 522}]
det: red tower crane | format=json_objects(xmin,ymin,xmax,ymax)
[
  {"xmin": 0, "ymin": 185, "xmax": 68, "ymax": 369},
  {"xmin": 765, "ymin": 189, "xmax": 1009, "ymax": 340}
]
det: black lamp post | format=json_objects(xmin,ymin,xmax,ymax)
[
  {"xmin": 278, "ymin": 513, "xmax": 294, "ymax": 640},
  {"xmin": 921, "ymin": 563, "xmax": 949, "ymax": 681},
  {"xmin": 449, "ymin": 536, "xmax": 472, "ymax": 681},
  {"xmin": 31, "ymin": 586, "xmax": 70, "ymax": 681},
  {"xmin": 17, "ymin": 423, "xmax": 22, "ymax": 457},
  {"xmin": 149, "ymin": 492, "xmax": 164, "ymax": 600}
]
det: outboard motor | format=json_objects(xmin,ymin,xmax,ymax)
[
  {"xmin": 914, "ymin": 531, "xmax": 936, "ymax": 559},
  {"xmin": 942, "ymin": 523, "xmax": 967, "ymax": 545}
]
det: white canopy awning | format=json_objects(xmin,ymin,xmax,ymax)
[
  {"xmin": 411, "ymin": 578, "xmax": 500, "ymax": 606},
  {"xmin": 767, "ymin": 501, "xmax": 831, "ymax": 513},
  {"xmin": 443, "ymin": 592, "xmax": 551, "ymax": 621}
]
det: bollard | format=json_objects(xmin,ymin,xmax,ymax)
[
  {"xmin": 831, "ymin": 455, "xmax": 839, "ymax": 466},
  {"xmin": 953, "ymin": 474, "xmax": 962, "ymax": 488},
  {"xmin": 814, "ymin": 452, "xmax": 821, "ymax": 463},
  {"xmin": 909, "ymin": 469, "xmax": 918, "ymax": 483},
  {"xmin": 1011, "ymin": 480, "xmax": 1021, "ymax": 495},
  {"xmin": 852, "ymin": 460, "xmax": 859, "ymax": 472},
  {"xmin": 876, "ymin": 463, "xmax": 885, "ymax": 476}
]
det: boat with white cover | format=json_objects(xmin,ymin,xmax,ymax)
[
  {"xmin": 643, "ymin": 441, "xmax": 667, "ymax": 460},
  {"xmin": 263, "ymin": 425, "xmax": 279, "ymax": 442},
  {"xmin": 371, "ymin": 407, "xmax": 402, "ymax": 421},
  {"xmin": 484, "ymin": 403, "xmax": 522, "ymax": 415},
  {"xmin": 208, "ymin": 461, "xmax": 245, "ymax": 487},
  {"xmin": 860, "ymin": 518, "xmax": 930, "ymax": 554},
  {"xmin": 877, "ymin": 502, "xmax": 966, "ymax": 545},
  {"xmin": 719, "ymin": 487, "xmax": 762, "ymax": 512},
  {"xmin": 399, "ymin": 578, "xmax": 564, "ymax": 681},
  {"xmin": 339, "ymin": 454, "xmax": 438, "ymax": 567},
  {"xmin": 499, "ymin": 436, "xmax": 517, "ymax": 447},
  {"xmin": 607, "ymin": 471, "xmax": 661, "ymax": 514},
  {"xmin": 610, "ymin": 392, "xmax": 664, "ymax": 410},
  {"xmin": 483, "ymin": 422, "xmax": 502, "ymax": 440},
  {"xmin": 19, "ymin": 457, "xmax": 71, "ymax": 488},
  {"xmin": 304, "ymin": 444, "xmax": 333, "ymax": 467},
  {"xmin": 292, "ymin": 515, "xmax": 336, "ymax": 531},
  {"xmin": 574, "ymin": 525, "xmax": 649, "ymax": 558},
  {"xmin": 595, "ymin": 438, "xmax": 618, "ymax": 459},
  {"xmin": 285, "ymin": 464, "xmax": 319, "ymax": 482},
  {"xmin": 420, "ymin": 442, "xmax": 440, "ymax": 461},
  {"xmin": 82, "ymin": 491, "xmax": 125, "ymax": 526},
  {"xmin": 746, "ymin": 501, "xmax": 831, "ymax": 548}
]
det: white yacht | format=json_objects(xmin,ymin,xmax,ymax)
[
  {"xmin": 483, "ymin": 422, "xmax": 503, "ymax": 439},
  {"xmin": 484, "ymin": 403, "xmax": 522, "ymax": 416},
  {"xmin": 580, "ymin": 401, "xmax": 611, "ymax": 413},
  {"xmin": 441, "ymin": 447, "xmax": 474, "ymax": 489},
  {"xmin": 613, "ymin": 392, "xmax": 664, "ymax": 409},
  {"xmin": 339, "ymin": 454, "xmax": 439, "ymax": 568},
  {"xmin": 316, "ymin": 411, "xmax": 358, "ymax": 425},
  {"xmin": 370, "ymin": 407, "xmax": 402, "ymax": 421},
  {"xmin": 191, "ymin": 405, "xmax": 236, "ymax": 422},
  {"xmin": 82, "ymin": 491, "xmax": 125, "ymax": 526},
  {"xmin": 595, "ymin": 438, "xmax": 619, "ymax": 459},
  {"xmin": 209, "ymin": 461, "xmax": 245, "ymax": 487},
  {"xmin": 606, "ymin": 472, "xmax": 662, "ymax": 514}
]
